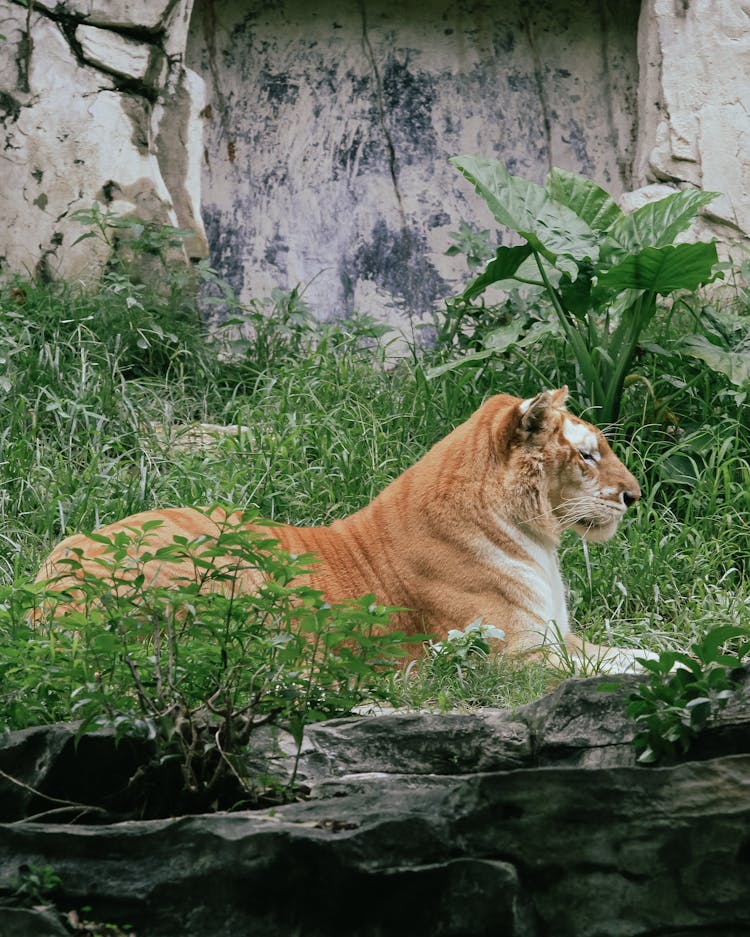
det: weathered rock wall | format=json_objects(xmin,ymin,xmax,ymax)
[
  {"xmin": 185, "ymin": 0, "xmax": 641, "ymax": 323},
  {"xmin": 1, "ymin": 0, "xmax": 749, "ymax": 322},
  {"xmin": 637, "ymin": 0, "xmax": 750, "ymax": 238}
]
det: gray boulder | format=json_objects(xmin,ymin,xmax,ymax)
[{"xmin": 1, "ymin": 674, "xmax": 750, "ymax": 936}]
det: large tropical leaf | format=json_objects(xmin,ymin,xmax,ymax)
[
  {"xmin": 596, "ymin": 242, "xmax": 720, "ymax": 295},
  {"xmin": 451, "ymin": 155, "xmax": 599, "ymax": 263},
  {"xmin": 607, "ymin": 189, "xmax": 718, "ymax": 252},
  {"xmin": 559, "ymin": 265, "xmax": 595, "ymax": 318},
  {"xmin": 545, "ymin": 168, "xmax": 623, "ymax": 232},
  {"xmin": 677, "ymin": 335, "xmax": 750, "ymax": 386},
  {"xmin": 462, "ymin": 244, "xmax": 532, "ymax": 300},
  {"xmin": 425, "ymin": 320, "xmax": 557, "ymax": 378}
]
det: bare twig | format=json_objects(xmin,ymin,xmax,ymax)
[{"xmin": 0, "ymin": 767, "xmax": 107, "ymax": 823}]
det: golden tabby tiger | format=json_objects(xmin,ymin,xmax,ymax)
[{"xmin": 37, "ymin": 387, "xmax": 651, "ymax": 671}]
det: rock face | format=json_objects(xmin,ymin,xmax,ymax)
[
  {"xmin": 2, "ymin": 674, "xmax": 750, "ymax": 936},
  {"xmin": 0, "ymin": 0, "xmax": 748, "ymax": 319},
  {"xmin": 0, "ymin": 0, "xmax": 207, "ymax": 281},
  {"xmin": 637, "ymin": 0, "xmax": 750, "ymax": 238},
  {"xmin": 185, "ymin": 0, "xmax": 642, "ymax": 321}
]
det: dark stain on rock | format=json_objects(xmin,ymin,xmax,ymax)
[
  {"xmin": 101, "ymin": 180, "xmax": 118, "ymax": 203},
  {"xmin": 493, "ymin": 29, "xmax": 516, "ymax": 55},
  {"xmin": 507, "ymin": 72, "xmax": 535, "ymax": 92},
  {"xmin": 562, "ymin": 117, "xmax": 594, "ymax": 175},
  {"xmin": 259, "ymin": 69, "xmax": 300, "ymax": 114},
  {"xmin": 350, "ymin": 220, "xmax": 449, "ymax": 318},
  {"xmin": 202, "ymin": 204, "xmax": 245, "ymax": 298},
  {"xmin": 334, "ymin": 125, "xmax": 387, "ymax": 179},
  {"xmin": 259, "ymin": 163, "xmax": 289, "ymax": 190},
  {"xmin": 263, "ymin": 230, "xmax": 289, "ymax": 274},
  {"xmin": 120, "ymin": 95, "xmax": 150, "ymax": 154},
  {"xmin": 427, "ymin": 211, "xmax": 450, "ymax": 229},
  {"xmin": 349, "ymin": 72, "xmax": 371, "ymax": 98},
  {"xmin": 0, "ymin": 91, "xmax": 22, "ymax": 128},
  {"xmin": 381, "ymin": 57, "xmax": 437, "ymax": 164}
]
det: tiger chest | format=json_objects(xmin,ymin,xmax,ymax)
[{"xmin": 474, "ymin": 534, "xmax": 570, "ymax": 636}]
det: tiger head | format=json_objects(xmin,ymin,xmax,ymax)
[{"xmin": 510, "ymin": 386, "xmax": 641, "ymax": 543}]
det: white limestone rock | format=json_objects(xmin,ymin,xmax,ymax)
[
  {"xmin": 618, "ymin": 183, "xmax": 679, "ymax": 214},
  {"xmin": 185, "ymin": 0, "xmax": 642, "ymax": 320},
  {"xmin": 1, "ymin": 0, "xmax": 748, "ymax": 314},
  {"xmin": 34, "ymin": 0, "xmax": 171, "ymax": 31},
  {"xmin": 0, "ymin": 0, "xmax": 204, "ymax": 281},
  {"xmin": 636, "ymin": 0, "xmax": 750, "ymax": 235},
  {"xmin": 153, "ymin": 66, "xmax": 210, "ymax": 260},
  {"xmin": 75, "ymin": 23, "xmax": 153, "ymax": 81}
]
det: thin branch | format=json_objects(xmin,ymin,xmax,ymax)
[
  {"xmin": 0, "ymin": 766, "xmax": 107, "ymax": 820},
  {"xmin": 12, "ymin": 804, "xmax": 106, "ymax": 824}
]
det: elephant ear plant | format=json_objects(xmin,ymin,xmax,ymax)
[{"xmin": 436, "ymin": 156, "xmax": 721, "ymax": 424}]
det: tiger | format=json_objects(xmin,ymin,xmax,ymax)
[{"xmin": 36, "ymin": 387, "xmax": 651, "ymax": 672}]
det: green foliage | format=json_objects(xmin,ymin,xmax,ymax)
[
  {"xmin": 665, "ymin": 299, "xmax": 750, "ymax": 398},
  {"xmin": 6, "ymin": 513, "xmax": 408, "ymax": 809},
  {"xmin": 391, "ymin": 619, "xmax": 550, "ymax": 711},
  {"xmin": 427, "ymin": 618, "xmax": 506, "ymax": 677},
  {"xmin": 438, "ymin": 157, "xmax": 721, "ymax": 422},
  {"xmin": 1, "ymin": 865, "xmax": 134, "ymax": 936},
  {"xmin": 444, "ymin": 221, "xmax": 495, "ymax": 272},
  {"xmin": 626, "ymin": 625, "xmax": 750, "ymax": 764},
  {"xmin": 0, "ymin": 238, "xmax": 749, "ymax": 767},
  {"xmin": 7, "ymin": 864, "xmax": 61, "ymax": 906},
  {"xmin": 70, "ymin": 202, "xmax": 196, "ymax": 263}
]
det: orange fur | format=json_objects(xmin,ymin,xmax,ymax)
[{"xmin": 36, "ymin": 389, "xmax": 645, "ymax": 666}]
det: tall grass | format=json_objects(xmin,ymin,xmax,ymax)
[{"xmin": 0, "ymin": 269, "xmax": 748, "ymax": 713}]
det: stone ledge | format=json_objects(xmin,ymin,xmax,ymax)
[{"xmin": 2, "ymin": 673, "xmax": 750, "ymax": 934}]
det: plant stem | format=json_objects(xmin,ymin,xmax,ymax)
[
  {"xmin": 534, "ymin": 253, "xmax": 605, "ymax": 405},
  {"xmin": 603, "ymin": 291, "xmax": 656, "ymax": 424}
]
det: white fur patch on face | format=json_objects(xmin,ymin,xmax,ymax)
[{"xmin": 562, "ymin": 418, "xmax": 600, "ymax": 461}]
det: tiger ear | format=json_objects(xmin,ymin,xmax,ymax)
[
  {"xmin": 518, "ymin": 386, "xmax": 568, "ymax": 436},
  {"xmin": 549, "ymin": 385, "xmax": 569, "ymax": 407}
]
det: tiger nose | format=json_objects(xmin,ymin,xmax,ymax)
[{"xmin": 622, "ymin": 488, "xmax": 640, "ymax": 508}]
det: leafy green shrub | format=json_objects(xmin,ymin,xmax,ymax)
[
  {"xmin": 1, "ymin": 235, "xmax": 748, "ymax": 743},
  {"xmin": 667, "ymin": 300, "xmax": 750, "ymax": 401},
  {"xmin": 0, "ymin": 864, "xmax": 134, "ymax": 936},
  {"xmin": 3, "ymin": 511, "xmax": 408, "ymax": 811},
  {"xmin": 426, "ymin": 618, "xmax": 506, "ymax": 678},
  {"xmin": 435, "ymin": 156, "xmax": 721, "ymax": 423},
  {"xmin": 625, "ymin": 625, "xmax": 750, "ymax": 763},
  {"xmin": 392, "ymin": 619, "xmax": 550, "ymax": 711},
  {"xmin": 67, "ymin": 203, "xmax": 214, "ymax": 379},
  {"xmin": 7, "ymin": 864, "xmax": 61, "ymax": 907},
  {"xmin": 444, "ymin": 221, "xmax": 495, "ymax": 273}
]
